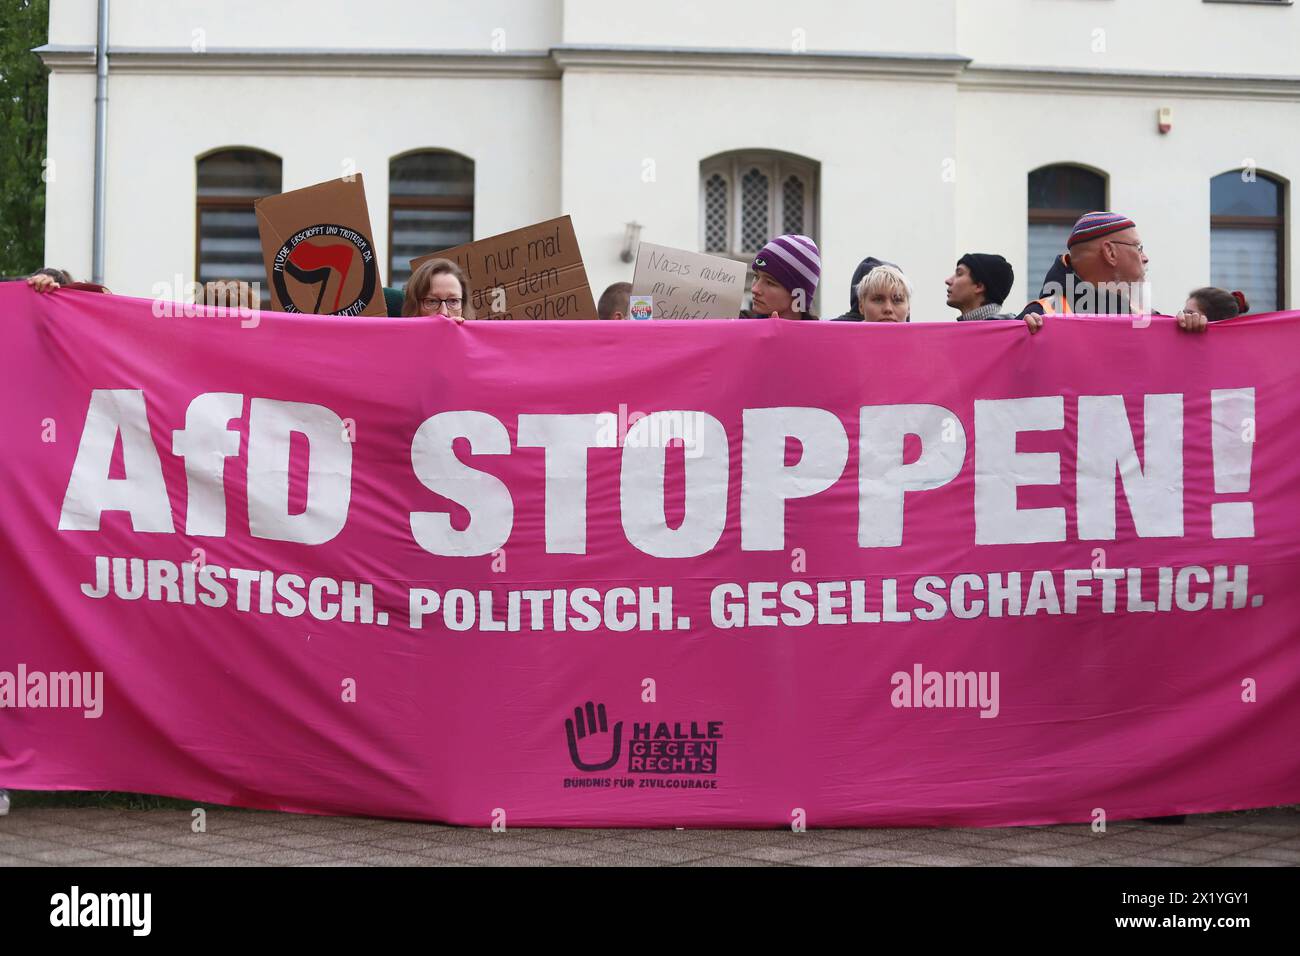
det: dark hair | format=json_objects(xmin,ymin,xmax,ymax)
[
  {"xmin": 1188, "ymin": 286, "xmax": 1247, "ymax": 323},
  {"xmin": 31, "ymin": 267, "xmax": 74, "ymax": 285},
  {"xmin": 403, "ymin": 258, "xmax": 474, "ymax": 319},
  {"xmin": 597, "ymin": 281, "xmax": 631, "ymax": 320}
]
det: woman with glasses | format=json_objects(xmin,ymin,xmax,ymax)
[{"xmin": 402, "ymin": 257, "xmax": 474, "ymax": 322}]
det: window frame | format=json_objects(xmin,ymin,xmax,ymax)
[
  {"xmin": 1026, "ymin": 163, "xmax": 1109, "ymax": 295},
  {"xmin": 1026, "ymin": 163, "xmax": 1109, "ymax": 229},
  {"xmin": 194, "ymin": 147, "xmax": 283, "ymax": 307},
  {"xmin": 1210, "ymin": 169, "xmax": 1287, "ymax": 312},
  {"xmin": 699, "ymin": 151, "xmax": 820, "ymax": 262},
  {"xmin": 388, "ymin": 149, "xmax": 476, "ymax": 289}
]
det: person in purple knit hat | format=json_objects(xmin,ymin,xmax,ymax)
[
  {"xmin": 1016, "ymin": 210, "xmax": 1207, "ymax": 335},
  {"xmin": 740, "ymin": 234, "xmax": 821, "ymax": 321}
]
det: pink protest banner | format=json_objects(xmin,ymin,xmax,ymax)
[{"xmin": 1, "ymin": 282, "xmax": 1298, "ymax": 827}]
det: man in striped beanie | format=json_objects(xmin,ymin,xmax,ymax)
[
  {"xmin": 743, "ymin": 234, "xmax": 821, "ymax": 321},
  {"xmin": 1017, "ymin": 211, "xmax": 1206, "ymax": 335},
  {"xmin": 1066, "ymin": 210, "xmax": 1138, "ymax": 249}
]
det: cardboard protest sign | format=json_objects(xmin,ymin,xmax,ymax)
[
  {"xmin": 254, "ymin": 175, "xmax": 386, "ymax": 317},
  {"xmin": 630, "ymin": 242, "xmax": 747, "ymax": 319},
  {"xmin": 410, "ymin": 215, "xmax": 596, "ymax": 321}
]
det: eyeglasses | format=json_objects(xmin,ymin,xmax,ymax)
[
  {"xmin": 1110, "ymin": 241, "xmax": 1145, "ymax": 254},
  {"xmin": 420, "ymin": 296, "xmax": 463, "ymax": 313}
]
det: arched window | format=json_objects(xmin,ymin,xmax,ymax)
[
  {"xmin": 700, "ymin": 151, "xmax": 819, "ymax": 259},
  {"xmin": 196, "ymin": 148, "xmax": 282, "ymax": 307},
  {"xmin": 389, "ymin": 150, "xmax": 475, "ymax": 288},
  {"xmin": 1211, "ymin": 170, "xmax": 1285, "ymax": 313},
  {"xmin": 1028, "ymin": 164, "xmax": 1107, "ymax": 290}
]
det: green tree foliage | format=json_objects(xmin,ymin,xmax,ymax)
[{"xmin": 0, "ymin": 0, "xmax": 49, "ymax": 276}]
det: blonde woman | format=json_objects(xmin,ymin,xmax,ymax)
[
  {"xmin": 856, "ymin": 263, "xmax": 912, "ymax": 323},
  {"xmin": 403, "ymin": 258, "xmax": 474, "ymax": 322}
]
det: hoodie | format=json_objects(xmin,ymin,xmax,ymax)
[
  {"xmin": 1038, "ymin": 253, "xmax": 1070, "ymax": 298},
  {"xmin": 831, "ymin": 256, "xmax": 897, "ymax": 322}
]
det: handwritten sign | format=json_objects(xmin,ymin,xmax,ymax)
[
  {"xmin": 631, "ymin": 242, "xmax": 747, "ymax": 320},
  {"xmin": 254, "ymin": 176, "xmax": 386, "ymax": 317},
  {"xmin": 410, "ymin": 215, "xmax": 597, "ymax": 321}
]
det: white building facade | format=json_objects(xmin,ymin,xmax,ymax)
[{"xmin": 39, "ymin": 0, "xmax": 1300, "ymax": 319}]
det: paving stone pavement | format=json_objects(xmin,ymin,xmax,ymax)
[{"xmin": 1, "ymin": 806, "xmax": 1296, "ymax": 867}]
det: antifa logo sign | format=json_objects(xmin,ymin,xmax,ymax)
[{"xmin": 272, "ymin": 223, "xmax": 378, "ymax": 317}]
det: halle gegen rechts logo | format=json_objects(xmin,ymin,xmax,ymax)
[{"xmin": 564, "ymin": 699, "xmax": 723, "ymax": 791}]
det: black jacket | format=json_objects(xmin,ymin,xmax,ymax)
[{"xmin": 1038, "ymin": 254, "xmax": 1070, "ymax": 297}]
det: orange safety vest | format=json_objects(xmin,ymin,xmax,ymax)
[{"xmin": 1030, "ymin": 293, "xmax": 1075, "ymax": 316}]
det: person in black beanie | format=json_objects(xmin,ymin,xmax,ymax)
[
  {"xmin": 946, "ymin": 253, "xmax": 1015, "ymax": 321},
  {"xmin": 832, "ymin": 256, "xmax": 897, "ymax": 321}
]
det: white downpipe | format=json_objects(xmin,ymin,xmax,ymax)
[{"xmin": 91, "ymin": 0, "xmax": 109, "ymax": 284}]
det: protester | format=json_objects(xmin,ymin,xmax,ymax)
[
  {"xmin": 402, "ymin": 257, "xmax": 473, "ymax": 322},
  {"xmin": 851, "ymin": 264, "xmax": 912, "ymax": 323},
  {"xmin": 947, "ymin": 253, "xmax": 1014, "ymax": 321},
  {"xmin": 740, "ymin": 234, "xmax": 821, "ymax": 320},
  {"xmin": 383, "ymin": 286, "xmax": 405, "ymax": 318},
  {"xmin": 202, "ymin": 279, "xmax": 259, "ymax": 312},
  {"xmin": 1186, "ymin": 286, "xmax": 1248, "ymax": 323},
  {"xmin": 597, "ymin": 281, "xmax": 631, "ymax": 321},
  {"xmin": 1038, "ymin": 253, "xmax": 1070, "ymax": 298},
  {"xmin": 25, "ymin": 271, "xmax": 109, "ymax": 294},
  {"xmin": 31, "ymin": 266, "xmax": 73, "ymax": 286},
  {"xmin": 1017, "ymin": 211, "xmax": 1207, "ymax": 335},
  {"xmin": 831, "ymin": 256, "xmax": 895, "ymax": 321}
]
